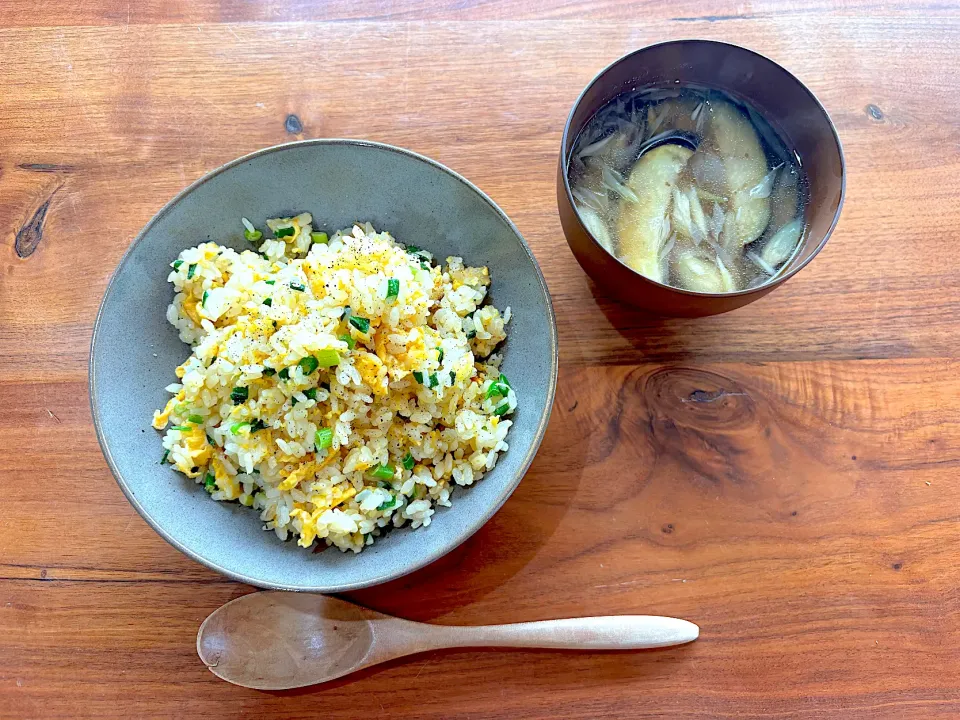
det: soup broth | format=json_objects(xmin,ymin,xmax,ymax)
[{"xmin": 567, "ymin": 86, "xmax": 808, "ymax": 293}]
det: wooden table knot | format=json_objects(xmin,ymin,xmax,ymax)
[
  {"xmin": 15, "ymin": 185, "xmax": 61, "ymax": 259},
  {"xmin": 643, "ymin": 367, "xmax": 763, "ymax": 483}
]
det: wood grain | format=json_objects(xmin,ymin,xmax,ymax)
[
  {"xmin": 0, "ymin": 0, "xmax": 949, "ymax": 25},
  {"xmin": 2, "ymin": 3, "xmax": 960, "ymax": 718}
]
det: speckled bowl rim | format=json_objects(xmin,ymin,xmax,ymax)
[{"xmin": 89, "ymin": 138, "xmax": 558, "ymax": 591}]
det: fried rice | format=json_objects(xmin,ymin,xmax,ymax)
[{"xmin": 153, "ymin": 215, "xmax": 515, "ymax": 553}]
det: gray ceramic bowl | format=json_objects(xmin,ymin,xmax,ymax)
[{"xmin": 90, "ymin": 139, "xmax": 557, "ymax": 592}]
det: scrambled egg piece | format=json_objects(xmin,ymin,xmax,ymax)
[
  {"xmin": 449, "ymin": 263, "xmax": 489, "ymax": 290},
  {"xmin": 181, "ymin": 296, "xmax": 202, "ymax": 326},
  {"xmin": 173, "ymin": 427, "xmax": 212, "ymax": 478},
  {"xmin": 278, "ymin": 461, "xmax": 318, "ymax": 492},
  {"xmin": 291, "ymin": 485, "xmax": 358, "ymax": 547},
  {"xmin": 355, "ymin": 352, "xmax": 388, "ymax": 396},
  {"xmin": 152, "ymin": 392, "xmax": 183, "ymax": 429},
  {"xmin": 211, "ymin": 455, "xmax": 239, "ymax": 499}
]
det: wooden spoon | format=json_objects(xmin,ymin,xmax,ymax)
[{"xmin": 197, "ymin": 592, "xmax": 699, "ymax": 689}]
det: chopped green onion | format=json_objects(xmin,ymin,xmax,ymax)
[
  {"xmin": 250, "ymin": 419, "xmax": 267, "ymax": 432},
  {"xmin": 265, "ymin": 280, "xmax": 275, "ymax": 285},
  {"xmin": 304, "ymin": 387, "xmax": 317, "ymax": 400},
  {"xmin": 449, "ymin": 370, "xmax": 456, "ymax": 384},
  {"xmin": 262, "ymin": 368, "xmax": 276, "ymax": 377},
  {"xmin": 299, "ymin": 356, "xmax": 320, "ymax": 375},
  {"xmin": 315, "ymin": 348, "xmax": 340, "ymax": 368},
  {"xmin": 230, "ymin": 421, "xmax": 251, "ymax": 434},
  {"xmin": 386, "ymin": 278, "xmax": 400, "ymax": 301},
  {"xmin": 169, "ymin": 424, "xmax": 190, "ymax": 431},
  {"xmin": 289, "ymin": 281, "xmax": 306, "ymax": 292},
  {"xmin": 428, "ymin": 373, "xmax": 439, "ymax": 388},
  {"xmin": 290, "ymin": 396, "xmax": 298, "ymax": 407},
  {"xmin": 413, "ymin": 371, "xmax": 424, "ymax": 384},
  {"xmin": 349, "ymin": 315, "xmax": 370, "ymax": 333},
  {"xmin": 377, "ymin": 495, "xmax": 398, "ymax": 511},
  {"xmin": 230, "ymin": 386, "xmax": 249, "ymax": 404},
  {"xmin": 204, "ymin": 473, "xmax": 216, "ymax": 492},
  {"xmin": 172, "ymin": 260, "xmax": 183, "ymax": 271},
  {"xmin": 262, "ymin": 297, "xmax": 272, "ymax": 307},
  {"xmin": 494, "ymin": 403, "xmax": 510, "ymax": 416},
  {"xmin": 206, "ymin": 434, "xmax": 215, "ymax": 446},
  {"xmin": 338, "ymin": 333, "xmax": 356, "ymax": 350},
  {"xmin": 174, "ymin": 403, "xmax": 190, "ymax": 414},
  {"xmin": 436, "ymin": 347, "xmax": 444, "ymax": 364},
  {"xmin": 187, "ymin": 263, "xmax": 197, "ymax": 279},
  {"xmin": 161, "ymin": 449, "xmax": 170, "ymax": 464},
  {"xmin": 466, "ymin": 330, "xmax": 476, "ymax": 339},
  {"xmin": 402, "ymin": 453, "xmax": 415, "ymax": 471},
  {"xmin": 187, "ymin": 414, "xmax": 204, "ymax": 424},
  {"xmin": 278, "ymin": 368, "xmax": 290, "ymax": 380},
  {"xmin": 371, "ymin": 464, "xmax": 395, "ymax": 481},
  {"xmin": 310, "ymin": 231, "xmax": 328, "ymax": 244},
  {"xmin": 499, "ymin": 373, "xmax": 511, "ymax": 387},
  {"xmin": 274, "ymin": 226, "xmax": 295, "ymax": 238},
  {"xmin": 315, "ymin": 427, "xmax": 333, "ymax": 450},
  {"xmin": 485, "ymin": 382, "xmax": 509, "ymax": 400},
  {"xmin": 407, "ymin": 245, "xmax": 432, "ymax": 264},
  {"xmin": 201, "ymin": 290, "xmax": 208, "ymax": 307},
  {"xmin": 241, "ymin": 218, "xmax": 262, "ymax": 242}
]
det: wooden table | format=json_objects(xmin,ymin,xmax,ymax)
[{"xmin": 3, "ymin": 1, "xmax": 959, "ymax": 717}]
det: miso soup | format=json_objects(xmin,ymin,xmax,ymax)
[{"xmin": 567, "ymin": 86, "xmax": 808, "ymax": 293}]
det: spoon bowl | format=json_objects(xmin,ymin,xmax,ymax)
[
  {"xmin": 198, "ymin": 594, "xmax": 382, "ymax": 689},
  {"xmin": 198, "ymin": 592, "xmax": 700, "ymax": 690}
]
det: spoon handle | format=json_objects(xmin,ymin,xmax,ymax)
[{"xmin": 425, "ymin": 615, "xmax": 699, "ymax": 651}]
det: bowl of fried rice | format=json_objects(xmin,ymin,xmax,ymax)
[{"xmin": 90, "ymin": 139, "xmax": 557, "ymax": 591}]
